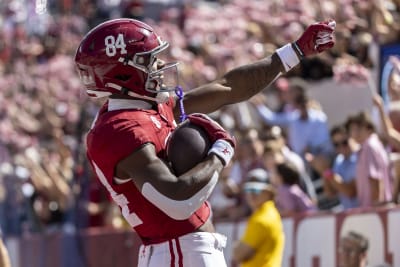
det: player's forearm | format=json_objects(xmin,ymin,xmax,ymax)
[
  {"xmin": 136, "ymin": 154, "xmax": 223, "ymax": 220},
  {"xmin": 177, "ymin": 154, "xmax": 224, "ymax": 199},
  {"xmin": 182, "ymin": 53, "xmax": 285, "ymax": 115}
]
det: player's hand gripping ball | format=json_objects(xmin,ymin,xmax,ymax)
[
  {"xmin": 186, "ymin": 113, "xmax": 236, "ymax": 167},
  {"xmin": 167, "ymin": 121, "xmax": 212, "ymax": 176}
]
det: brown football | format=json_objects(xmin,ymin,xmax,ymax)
[{"xmin": 167, "ymin": 121, "xmax": 212, "ymax": 176}]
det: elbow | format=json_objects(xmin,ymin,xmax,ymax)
[
  {"xmin": 141, "ymin": 172, "xmax": 219, "ymax": 220},
  {"xmin": 142, "ymin": 182, "xmax": 204, "ymax": 220}
]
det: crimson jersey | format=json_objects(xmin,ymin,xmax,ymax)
[{"xmin": 86, "ymin": 98, "xmax": 210, "ymax": 245}]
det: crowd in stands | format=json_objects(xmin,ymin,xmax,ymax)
[{"xmin": 0, "ymin": 0, "xmax": 400, "ymax": 239}]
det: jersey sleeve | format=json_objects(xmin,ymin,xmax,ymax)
[
  {"xmin": 87, "ymin": 114, "xmax": 154, "ymax": 180},
  {"xmin": 240, "ymin": 219, "xmax": 268, "ymax": 249}
]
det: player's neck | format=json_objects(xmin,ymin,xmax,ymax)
[{"xmin": 108, "ymin": 98, "xmax": 154, "ymax": 111}]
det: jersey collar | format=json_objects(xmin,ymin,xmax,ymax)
[{"xmin": 108, "ymin": 98, "xmax": 153, "ymax": 111}]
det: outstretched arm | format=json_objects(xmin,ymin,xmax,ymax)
[
  {"xmin": 181, "ymin": 54, "xmax": 283, "ymax": 115},
  {"xmin": 175, "ymin": 20, "xmax": 335, "ymax": 117},
  {"xmin": 372, "ymin": 93, "xmax": 400, "ymax": 150}
]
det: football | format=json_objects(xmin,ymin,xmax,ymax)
[{"xmin": 167, "ymin": 121, "xmax": 212, "ymax": 176}]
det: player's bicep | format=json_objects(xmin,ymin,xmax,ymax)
[{"xmin": 174, "ymin": 82, "xmax": 232, "ymax": 118}]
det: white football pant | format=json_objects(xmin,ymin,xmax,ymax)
[{"xmin": 138, "ymin": 232, "xmax": 227, "ymax": 267}]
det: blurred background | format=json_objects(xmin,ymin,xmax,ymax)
[{"xmin": 0, "ymin": 0, "xmax": 399, "ymax": 267}]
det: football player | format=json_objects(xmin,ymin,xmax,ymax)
[{"xmin": 74, "ymin": 18, "xmax": 335, "ymax": 267}]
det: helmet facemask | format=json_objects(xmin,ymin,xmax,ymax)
[{"xmin": 130, "ymin": 41, "xmax": 180, "ymax": 96}]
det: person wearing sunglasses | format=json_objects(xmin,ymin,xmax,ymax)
[
  {"xmin": 322, "ymin": 125, "xmax": 359, "ymax": 210},
  {"xmin": 232, "ymin": 168, "xmax": 284, "ymax": 267}
]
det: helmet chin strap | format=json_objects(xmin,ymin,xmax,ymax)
[{"xmin": 105, "ymin": 83, "xmax": 169, "ymax": 104}]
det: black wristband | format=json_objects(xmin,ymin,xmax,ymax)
[{"xmin": 292, "ymin": 42, "xmax": 305, "ymax": 58}]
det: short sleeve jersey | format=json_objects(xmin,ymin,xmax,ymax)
[
  {"xmin": 240, "ymin": 201, "xmax": 284, "ymax": 267},
  {"xmin": 86, "ymin": 98, "xmax": 210, "ymax": 245}
]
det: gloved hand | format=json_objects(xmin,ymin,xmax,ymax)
[
  {"xmin": 294, "ymin": 20, "xmax": 336, "ymax": 57},
  {"xmin": 187, "ymin": 113, "xmax": 235, "ymax": 166}
]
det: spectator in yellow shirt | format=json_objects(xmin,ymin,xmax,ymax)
[{"xmin": 232, "ymin": 168, "xmax": 284, "ymax": 267}]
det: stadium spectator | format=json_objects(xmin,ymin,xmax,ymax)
[
  {"xmin": 373, "ymin": 93, "xmax": 400, "ymax": 204},
  {"xmin": 267, "ymin": 77, "xmax": 294, "ymax": 114},
  {"xmin": 271, "ymin": 161, "xmax": 316, "ymax": 216},
  {"xmin": 338, "ymin": 231, "xmax": 369, "ymax": 267},
  {"xmin": 274, "ymin": 77, "xmax": 325, "ymax": 114},
  {"xmin": 251, "ymin": 78, "xmax": 335, "ymax": 209},
  {"xmin": 261, "ymin": 125, "xmax": 317, "ymax": 201},
  {"xmin": 345, "ymin": 111, "xmax": 392, "ymax": 207},
  {"xmin": 232, "ymin": 168, "xmax": 284, "ymax": 267},
  {"xmin": 21, "ymin": 143, "xmax": 73, "ymax": 231},
  {"xmin": 311, "ymin": 124, "xmax": 359, "ymax": 210},
  {"xmin": 74, "ymin": 16, "xmax": 334, "ymax": 266},
  {"xmin": 339, "ymin": 230, "xmax": 393, "ymax": 267},
  {"xmin": 236, "ymin": 128, "xmax": 266, "ymax": 173}
]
